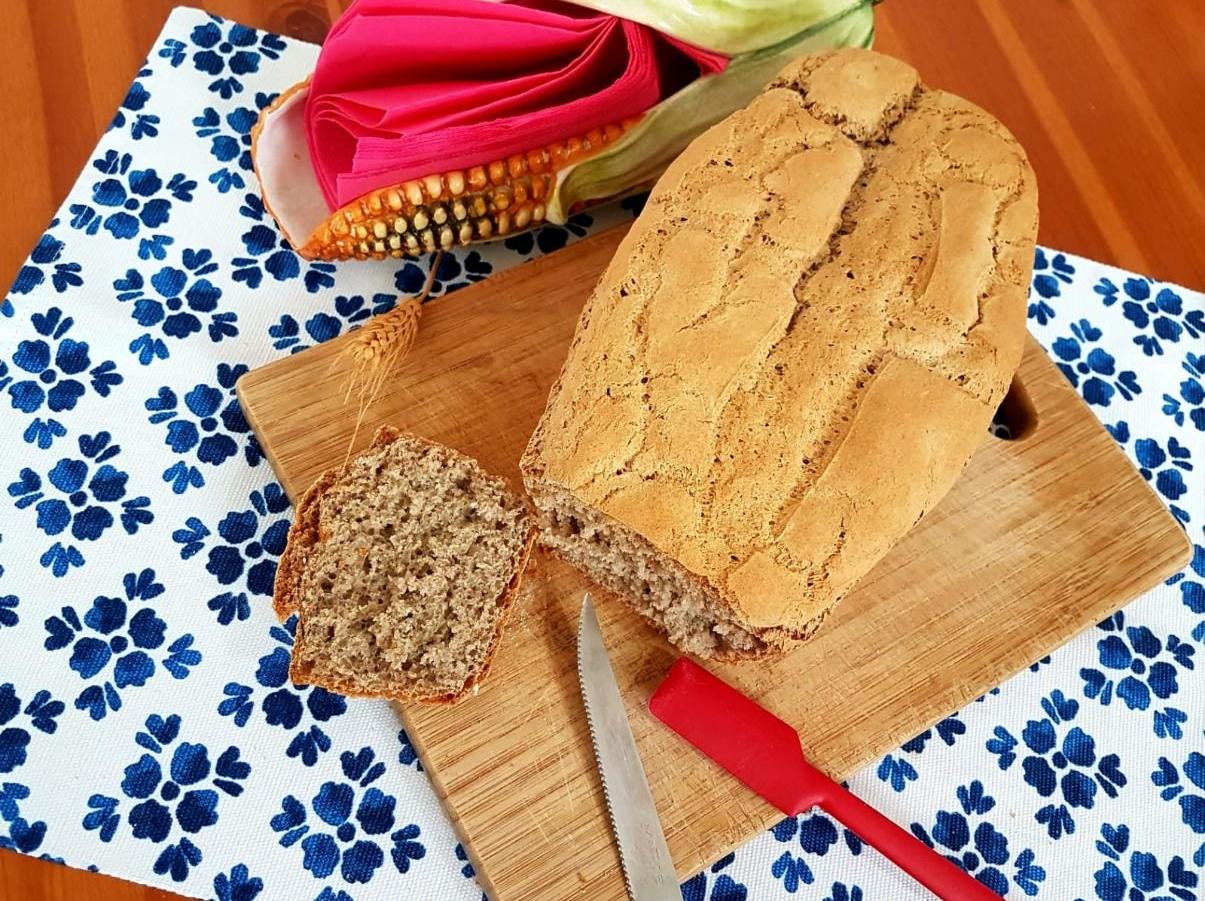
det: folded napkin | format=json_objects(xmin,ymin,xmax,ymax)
[{"xmin": 306, "ymin": 0, "xmax": 728, "ymax": 209}]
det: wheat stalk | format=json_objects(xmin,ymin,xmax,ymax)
[
  {"xmin": 344, "ymin": 298, "xmax": 424, "ymax": 402},
  {"xmin": 339, "ymin": 251, "xmax": 442, "ymax": 463}
]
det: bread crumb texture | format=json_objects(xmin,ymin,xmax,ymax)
[
  {"xmin": 522, "ymin": 48, "xmax": 1037, "ymax": 654},
  {"xmin": 277, "ymin": 427, "xmax": 533, "ymax": 702}
]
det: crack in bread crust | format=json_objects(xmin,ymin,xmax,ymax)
[{"xmin": 522, "ymin": 48, "xmax": 1038, "ymax": 656}]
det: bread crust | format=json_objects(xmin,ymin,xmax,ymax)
[
  {"xmin": 274, "ymin": 425, "xmax": 536, "ymax": 704},
  {"xmin": 521, "ymin": 48, "xmax": 1038, "ymax": 649}
]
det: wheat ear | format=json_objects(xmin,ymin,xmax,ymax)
[{"xmin": 340, "ymin": 252, "xmax": 442, "ymax": 464}]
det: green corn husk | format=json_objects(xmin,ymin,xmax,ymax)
[
  {"xmin": 572, "ymin": 0, "xmax": 873, "ymax": 55},
  {"xmin": 549, "ymin": 0, "xmax": 874, "ymax": 222}
]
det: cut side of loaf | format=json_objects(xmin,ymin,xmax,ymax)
[
  {"xmin": 275, "ymin": 426, "xmax": 535, "ymax": 702},
  {"xmin": 534, "ymin": 480, "xmax": 792, "ymax": 658},
  {"xmin": 521, "ymin": 48, "xmax": 1038, "ymax": 659}
]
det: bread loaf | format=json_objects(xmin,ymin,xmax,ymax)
[
  {"xmin": 275, "ymin": 426, "xmax": 535, "ymax": 702},
  {"xmin": 520, "ymin": 48, "xmax": 1038, "ymax": 659}
]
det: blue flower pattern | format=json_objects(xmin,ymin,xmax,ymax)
[
  {"xmin": 0, "ymin": 591, "xmax": 17, "ymax": 631},
  {"xmin": 193, "ymin": 92, "xmax": 277, "ymax": 193},
  {"xmin": 766, "ymin": 813, "xmax": 865, "ymax": 894},
  {"xmin": 988, "ymin": 691, "xmax": 1126, "ymax": 839},
  {"xmin": 114, "ymin": 247, "xmax": 237, "ymax": 363},
  {"xmin": 3, "ymin": 221, "xmax": 83, "ymax": 318},
  {"xmin": 43, "ymin": 569, "xmax": 199, "ymax": 720},
  {"xmin": 1164, "ymin": 354, "xmax": 1205, "ymax": 433},
  {"xmin": 83, "ymin": 714, "xmax": 249, "ymax": 881},
  {"xmin": 68, "ymin": 150, "xmax": 194, "ymax": 255},
  {"xmin": 221, "ymin": 617, "xmax": 347, "ymax": 765},
  {"xmin": 1167, "ymin": 526, "xmax": 1205, "ymax": 645},
  {"xmin": 876, "ymin": 753, "xmax": 918, "ymax": 792},
  {"xmin": 1096, "ymin": 276, "xmax": 1205, "ymax": 357},
  {"xmin": 1052, "ymin": 319, "xmax": 1141, "ymax": 406},
  {"xmin": 213, "ymin": 863, "xmax": 264, "ymax": 901},
  {"xmin": 8, "ymin": 431, "xmax": 153, "ymax": 576},
  {"xmin": 146, "ymin": 362, "xmax": 261, "ymax": 492},
  {"xmin": 109, "ymin": 67, "xmax": 159, "ymax": 140},
  {"xmin": 394, "ymin": 250, "xmax": 493, "ymax": 298},
  {"xmin": 682, "ymin": 853, "xmax": 749, "ymax": 901},
  {"xmin": 269, "ymin": 293, "xmax": 399, "ymax": 354},
  {"xmin": 163, "ymin": 18, "xmax": 285, "ymax": 99},
  {"xmin": 901, "ymin": 714, "xmax": 967, "ymax": 755},
  {"xmin": 173, "ymin": 483, "xmax": 290, "ymax": 623},
  {"xmin": 5, "ymin": 307, "xmax": 122, "ymax": 449},
  {"xmin": 0, "ymin": 783, "xmax": 48, "ymax": 855},
  {"xmin": 501, "ymin": 212, "xmax": 593, "ymax": 258},
  {"xmin": 0, "ymin": 683, "xmax": 63, "ymax": 775},
  {"xmin": 233, "ymin": 194, "xmax": 335, "ymax": 292},
  {"xmin": 397, "ymin": 729, "xmax": 423, "ymax": 772},
  {"xmin": 313, "ymin": 889, "xmax": 354, "ymax": 901},
  {"xmin": 1081, "ymin": 612, "xmax": 1193, "ymax": 739},
  {"xmin": 910, "ymin": 781, "xmax": 1046, "ymax": 896},
  {"xmin": 1106, "ymin": 421, "xmax": 1193, "ymax": 525},
  {"xmin": 1152, "ymin": 753, "xmax": 1205, "ymax": 868},
  {"xmin": 271, "ymin": 747, "xmax": 426, "ymax": 885},
  {"xmin": 1029, "ymin": 248, "xmax": 1075, "ymax": 325},
  {"xmin": 1084, "ymin": 823, "xmax": 1199, "ymax": 901},
  {"xmin": 454, "ymin": 843, "xmax": 488, "ymax": 901},
  {"xmin": 0, "ymin": 9, "xmax": 1200, "ymax": 899}
]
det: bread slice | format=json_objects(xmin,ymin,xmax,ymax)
[
  {"xmin": 520, "ymin": 48, "xmax": 1037, "ymax": 660},
  {"xmin": 275, "ymin": 426, "xmax": 535, "ymax": 702}
]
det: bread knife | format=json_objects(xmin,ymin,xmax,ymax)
[{"xmin": 577, "ymin": 594, "xmax": 679, "ymax": 900}]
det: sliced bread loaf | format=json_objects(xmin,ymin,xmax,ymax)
[
  {"xmin": 275, "ymin": 426, "xmax": 535, "ymax": 702},
  {"xmin": 521, "ymin": 48, "xmax": 1037, "ymax": 659}
]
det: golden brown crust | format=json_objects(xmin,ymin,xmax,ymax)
[
  {"xmin": 274, "ymin": 424, "xmax": 536, "ymax": 704},
  {"xmin": 273, "ymin": 425, "xmax": 402, "ymax": 621},
  {"xmin": 273, "ymin": 466, "xmax": 338, "ymax": 620},
  {"xmin": 521, "ymin": 48, "xmax": 1038, "ymax": 643}
]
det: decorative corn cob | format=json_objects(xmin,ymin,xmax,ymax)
[{"xmin": 297, "ymin": 119, "xmax": 639, "ymax": 261}]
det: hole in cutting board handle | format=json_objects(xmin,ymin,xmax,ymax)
[{"xmin": 990, "ymin": 375, "xmax": 1038, "ymax": 441}]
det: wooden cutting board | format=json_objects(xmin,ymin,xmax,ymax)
[{"xmin": 237, "ymin": 225, "xmax": 1191, "ymax": 901}]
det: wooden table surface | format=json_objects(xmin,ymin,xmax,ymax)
[{"xmin": 2, "ymin": 1, "xmax": 1203, "ymax": 899}]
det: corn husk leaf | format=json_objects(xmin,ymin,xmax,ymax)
[
  {"xmin": 571, "ymin": 0, "xmax": 872, "ymax": 55},
  {"xmin": 549, "ymin": 0, "xmax": 874, "ymax": 221}
]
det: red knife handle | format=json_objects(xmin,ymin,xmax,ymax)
[
  {"xmin": 649, "ymin": 659, "xmax": 999, "ymax": 900},
  {"xmin": 803, "ymin": 759, "xmax": 999, "ymax": 901}
]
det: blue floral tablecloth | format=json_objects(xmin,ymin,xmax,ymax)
[{"xmin": 1, "ymin": 9, "xmax": 1203, "ymax": 901}]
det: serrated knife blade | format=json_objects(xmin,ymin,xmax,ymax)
[{"xmin": 577, "ymin": 593, "xmax": 679, "ymax": 901}]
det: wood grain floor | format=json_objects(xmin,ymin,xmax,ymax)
[{"xmin": 2, "ymin": 1, "xmax": 1202, "ymax": 899}]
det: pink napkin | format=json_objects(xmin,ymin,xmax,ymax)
[{"xmin": 306, "ymin": 0, "xmax": 728, "ymax": 210}]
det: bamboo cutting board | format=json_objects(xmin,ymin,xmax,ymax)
[{"xmin": 237, "ymin": 226, "xmax": 1190, "ymax": 901}]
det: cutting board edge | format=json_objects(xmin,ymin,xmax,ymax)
[
  {"xmin": 236, "ymin": 374, "xmax": 289, "ymax": 493},
  {"xmin": 829, "ymin": 534, "xmax": 1190, "ymax": 778},
  {"xmin": 389, "ymin": 701, "xmax": 505, "ymax": 901}
]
